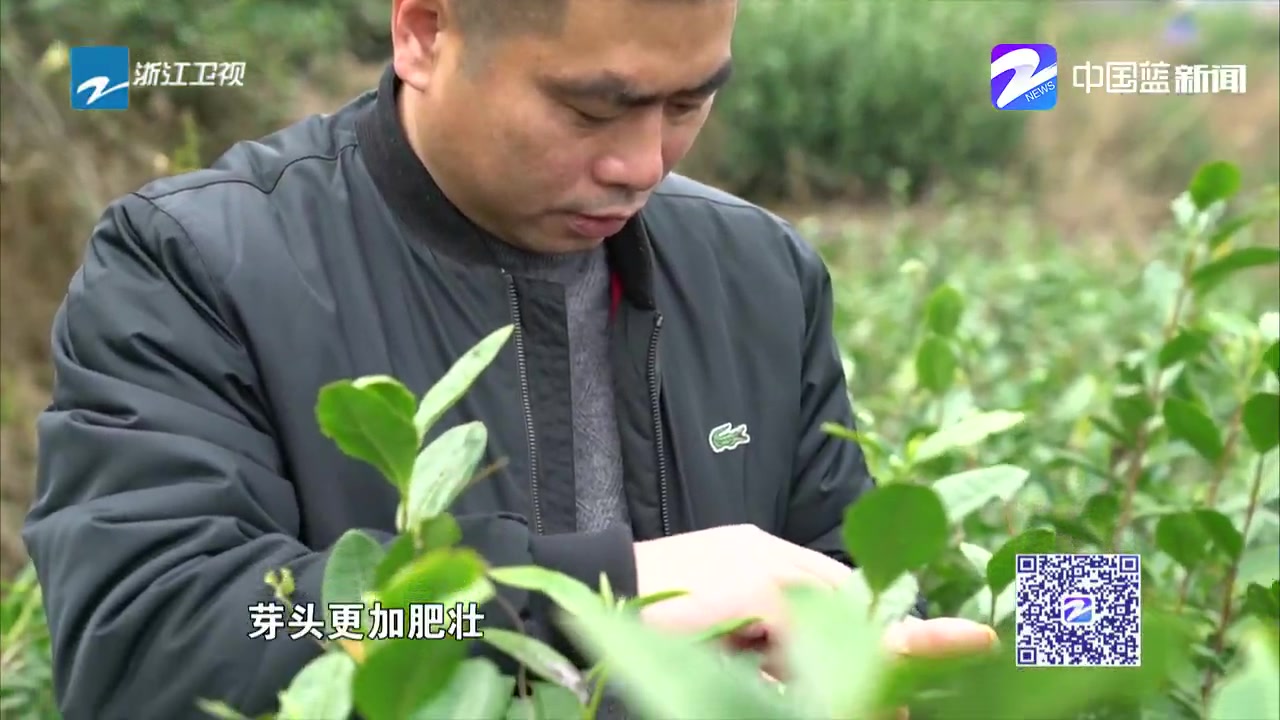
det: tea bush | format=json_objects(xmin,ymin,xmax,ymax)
[
  {"xmin": 679, "ymin": 0, "xmax": 1046, "ymax": 203},
  {"xmin": 175, "ymin": 161, "xmax": 1278, "ymax": 720}
]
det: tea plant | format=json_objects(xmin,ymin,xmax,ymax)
[
  {"xmin": 192, "ymin": 160, "xmax": 1277, "ymax": 720},
  {"xmin": 0, "ymin": 565, "xmax": 57, "ymax": 720}
]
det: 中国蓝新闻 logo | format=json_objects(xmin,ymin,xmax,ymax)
[
  {"xmin": 991, "ymin": 43, "xmax": 1058, "ymax": 111},
  {"xmin": 1060, "ymin": 595, "xmax": 1097, "ymax": 625}
]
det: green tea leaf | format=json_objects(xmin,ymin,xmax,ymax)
[
  {"xmin": 353, "ymin": 634, "xmax": 470, "ymax": 720},
  {"xmin": 1207, "ymin": 620, "xmax": 1279, "ymax": 720},
  {"xmin": 1156, "ymin": 511, "xmax": 1212, "ymax": 570},
  {"xmin": 378, "ymin": 548, "xmax": 488, "ymax": 611},
  {"xmin": 986, "ymin": 528, "xmax": 1056, "ymax": 596},
  {"xmin": 1188, "ymin": 160, "xmax": 1242, "ymax": 211},
  {"xmin": 924, "ymin": 284, "xmax": 965, "ymax": 336},
  {"xmin": 915, "ymin": 335, "xmax": 957, "ymax": 395},
  {"xmin": 373, "ymin": 514, "xmax": 463, "ymax": 590},
  {"xmin": 321, "ymin": 529, "xmax": 386, "ymax": 636},
  {"xmin": 1241, "ymin": 582, "xmax": 1280, "ymax": 623},
  {"xmin": 410, "ymin": 658, "xmax": 513, "ymax": 720},
  {"xmin": 415, "ymin": 325, "xmax": 514, "ymax": 438},
  {"xmin": 931, "ymin": 464, "xmax": 1030, "ymax": 524},
  {"xmin": 1158, "ymin": 329, "xmax": 1211, "ymax": 368},
  {"xmin": 373, "ymin": 536, "xmax": 417, "ymax": 592},
  {"xmin": 316, "ymin": 379, "xmax": 421, "ymax": 490},
  {"xmin": 843, "ymin": 484, "xmax": 949, "ymax": 594},
  {"xmin": 597, "ymin": 572, "xmax": 615, "ymax": 605},
  {"xmin": 277, "ymin": 651, "xmax": 357, "ymax": 720},
  {"xmin": 843, "ymin": 570, "xmax": 921, "ymax": 628},
  {"xmin": 481, "ymin": 628, "xmax": 587, "ymax": 701},
  {"xmin": 196, "ymin": 700, "xmax": 255, "ymax": 720},
  {"xmin": 560, "ymin": 603, "xmax": 797, "ymax": 719},
  {"xmin": 1031, "ymin": 513, "xmax": 1103, "ymax": 548},
  {"xmin": 782, "ymin": 584, "xmax": 886, "ymax": 719},
  {"xmin": 504, "ymin": 683, "xmax": 584, "ymax": 720},
  {"xmin": 1190, "ymin": 247, "xmax": 1280, "ymax": 297},
  {"xmin": 404, "ymin": 421, "xmax": 489, "ymax": 529},
  {"xmin": 1242, "ymin": 392, "xmax": 1280, "ymax": 454},
  {"xmin": 1082, "ymin": 492, "xmax": 1122, "ymax": 541},
  {"xmin": 487, "ymin": 566, "xmax": 602, "ymax": 618},
  {"xmin": 691, "ymin": 615, "xmax": 763, "ymax": 644},
  {"xmin": 1090, "ymin": 414, "xmax": 1130, "ymax": 443},
  {"xmin": 1163, "ymin": 397, "xmax": 1225, "ymax": 462},
  {"xmin": 913, "ymin": 410, "xmax": 1025, "ymax": 464},
  {"xmin": 958, "ymin": 542, "xmax": 993, "ymax": 575},
  {"xmin": 820, "ymin": 421, "xmax": 863, "ymax": 444},
  {"xmin": 1263, "ymin": 341, "xmax": 1280, "ymax": 380},
  {"xmin": 956, "ymin": 544, "xmax": 1015, "ymax": 625},
  {"xmin": 419, "ymin": 513, "xmax": 464, "ymax": 552},
  {"xmin": 1112, "ymin": 385, "xmax": 1155, "ymax": 436},
  {"xmin": 623, "ymin": 589, "xmax": 689, "ymax": 612},
  {"xmin": 1194, "ymin": 509, "xmax": 1245, "ymax": 561},
  {"xmin": 353, "ymin": 375, "xmax": 417, "ymax": 427},
  {"xmin": 1208, "ymin": 212, "xmax": 1258, "ymax": 250}
]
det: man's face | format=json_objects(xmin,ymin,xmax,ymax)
[{"xmin": 392, "ymin": 0, "xmax": 737, "ymax": 253}]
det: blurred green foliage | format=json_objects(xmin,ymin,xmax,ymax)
[
  {"xmin": 1, "ymin": 567, "xmax": 55, "ymax": 719},
  {"xmin": 189, "ymin": 162, "xmax": 1279, "ymax": 720},
  {"xmin": 683, "ymin": 0, "xmax": 1045, "ymax": 202}
]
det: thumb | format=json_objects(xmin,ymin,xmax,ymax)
[{"xmin": 882, "ymin": 617, "xmax": 998, "ymax": 658}]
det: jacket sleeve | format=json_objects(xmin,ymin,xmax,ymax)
[
  {"xmin": 21, "ymin": 193, "xmax": 636, "ymax": 720},
  {"xmin": 780, "ymin": 224, "xmax": 928, "ymax": 620}
]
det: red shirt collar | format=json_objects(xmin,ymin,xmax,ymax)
[{"xmin": 609, "ymin": 270, "xmax": 623, "ymax": 318}]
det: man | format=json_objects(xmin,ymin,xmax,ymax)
[{"xmin": 24, "ymin": 0, "xmax": 996, "ymax": 717}]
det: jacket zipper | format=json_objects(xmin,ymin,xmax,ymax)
[
  {"xmin": 647, "ymin": 313, "xmax": 672, "ymax": 536},
  {"xmin": 503, "ymin": 273, "xmax": 544, "ymax": 535}
]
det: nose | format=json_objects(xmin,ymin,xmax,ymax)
[{"xmin": 591, "ymin": 113, "xmax": 667, "ymax": 193}]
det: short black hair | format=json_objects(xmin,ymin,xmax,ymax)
[
  {"xmin": 451, "ymin": 0, "xmax": 727, "ymax": 70},
  {"xmin": 452, "ymin": 0, "xmax": 569, "ymax": 44},
  {"xmin": 449, "ymin": 0, "xmax": 569, "ymax": 73}
]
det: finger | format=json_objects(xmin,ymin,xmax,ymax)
[
  {"xmin": 885, "ymin": 617, "xmax": 999, "ymax": 658},
  {"xmin": 785, "ymin": 546, "xmax": 855, "ymax": 588}
]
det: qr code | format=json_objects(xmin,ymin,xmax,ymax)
[{"xmin": 1014, "ymin": 553, "xmax": 1141, "ymax": 667}]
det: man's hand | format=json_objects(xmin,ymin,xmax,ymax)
[
  {"xmin": 631, "ymin": 524, "xmax": 998, "ymax": 713},
  {"xmin": 878, "ymin": 616, "xmax": 999, "ymax": 719},
  {"xmin": 632, "ymin": 524, "xmax": 851, "ymax": 639},
  {"xmin": 758, "ymin": 616, "xmax": 999, "ymax": 720},
  {"xmin": 882, "ymin": 615, "xmax": 998, "ymax": 658}
]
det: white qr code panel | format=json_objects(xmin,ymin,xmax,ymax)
[{"xmin": 1014, "ymin": 553, "xmax": 1142, "ymax": 667}]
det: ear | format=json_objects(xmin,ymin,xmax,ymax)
[{"xmin": 391, "ymin": 0, "xmax": 448, "ymax": 91}]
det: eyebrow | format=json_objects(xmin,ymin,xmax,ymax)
[{"xmin": 539, "ymin": 57, "xmax": 734, "ymax": 109}]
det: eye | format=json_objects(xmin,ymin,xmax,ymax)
[
  {"xmin": 669, "ymin": 101, "xmax": 704, "ymax": 117},
  {"xmin": 571, "ymin": 107, "xmax": 613, "ymax": 127}
]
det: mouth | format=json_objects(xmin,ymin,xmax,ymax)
[
  {"xmin": 576, "ymin": 209, "xmax": 639, "ymax": 222},
  {"xmin": 563, "ymin": 211, "xmax": 637, "ymax": 239}
]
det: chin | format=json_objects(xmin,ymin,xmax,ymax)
[{"xmin": 544, "ymin": 233, "xmax": 608, "ymax": 253}]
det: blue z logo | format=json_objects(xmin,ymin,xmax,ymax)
[{"xmin": 1060, "ymin": 595, "xmax": 1096, "ymax": 625}]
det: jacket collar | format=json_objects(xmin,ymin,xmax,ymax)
[{"xmin": 354, "ymin": 64, "xmax": 656, "ymax": 310}]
